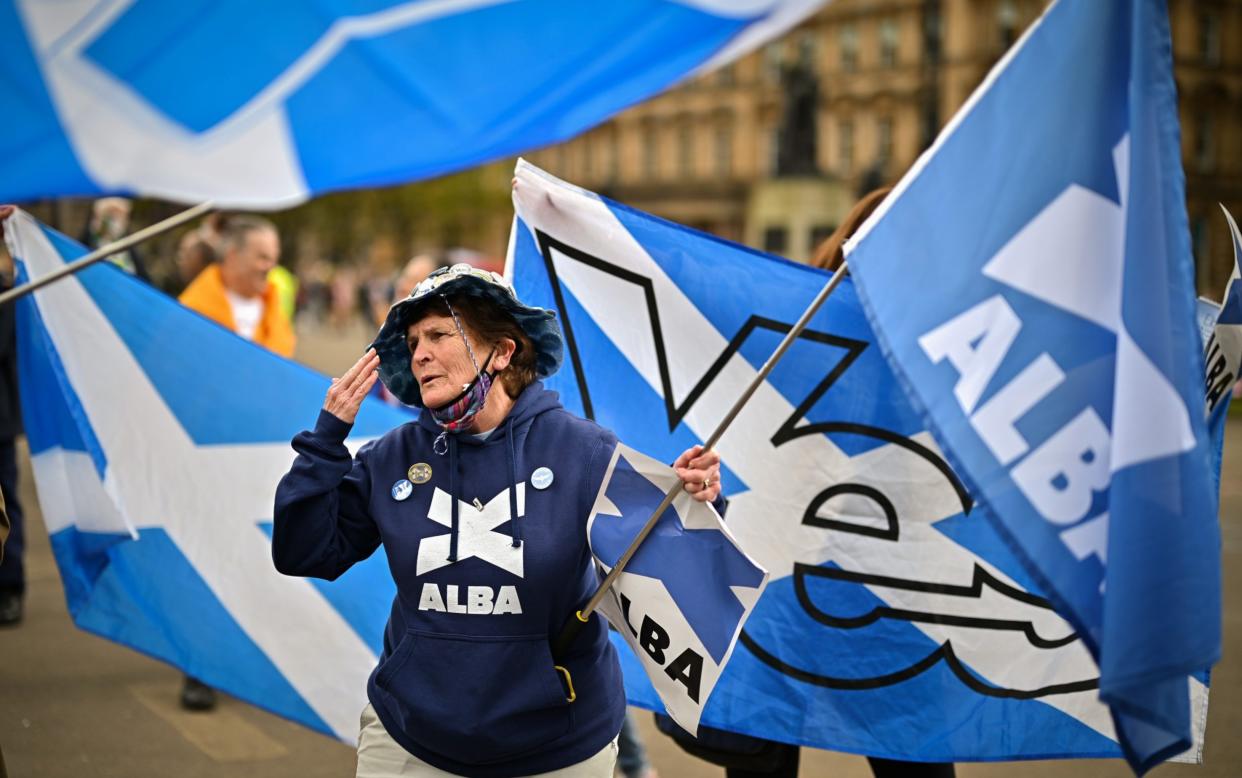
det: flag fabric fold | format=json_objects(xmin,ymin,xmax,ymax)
[
  {"xmin": 844, "ymin": 0, "xmax": 1220, "ymax": 771},
  {"xmin": 0, "ymin": 0, "xmax": 824, "ymax": 207},
  {"xmin": 5, "ymin": 209, "xmax": 410, "ymax": 742}
]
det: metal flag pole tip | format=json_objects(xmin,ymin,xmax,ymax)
[
  {"xmin": 551, "ymin": 260, "xmax": 851, "ymax": 660},
  {"xmin": 0, "ymin": 200, "xmax": 215, "ymax": 307}
]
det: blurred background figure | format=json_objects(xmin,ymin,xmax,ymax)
[
  {"xmin": 295, "ymin": 258, "xmax": 333, "ymax": 330},
  {"xmin": 179, "ymin": 214, "xmax": 295, "ymax": 358},
  {"xmin": 0, "ymin": 239, "xmax": 23, "ymax": 627},
  {"xmin": 268, "ymin": 264, "xmax": 300, "ymax": 323},
  {"xmin": 617, "ymin": 712, "xmax": 659, "ymax": 778},
  {"xmin": 394, "ymin": 253, "xmax": 449, "ymax": 304},
  {"xmin": 170, "ymin": 223, "xmax": 219, "ymax": 296},
  {"xmin": 82, "ymin": 197, "xmax": 150, "ymax": 282},
  {"xmin": 328, "ymin": 265, "xmax": 359, "ymax": 332}
]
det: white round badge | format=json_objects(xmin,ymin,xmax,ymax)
[
  {"xmin": 531, "ymin": 467, "xmax": 554, "ymax": 490},
  {"xmin": 391, "ymin": 479, "xmax": 413, "ymax": 501}
]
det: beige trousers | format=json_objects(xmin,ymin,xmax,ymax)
[{"xmin": 356, "ymin": 703, "xmax": 619, "ymax": 778}]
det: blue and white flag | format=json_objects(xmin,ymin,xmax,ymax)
[
  {"xmin": 588, "ymin": 443, "xmax": 768, "ymax": 734},
  {"xmin": 4, "ymin": 209, "xmax": 410, "ymax": 742},
  {"xmin": 1, "ymin": 0, "xmax": 822, "ymax": 207},
  {"xmin": 845, "ymin": 0, "xmax": 1220, "ymax": 772},
  {"xmin": 509, "ymin": 159, "xmax": 1214, "ymax": 764}
]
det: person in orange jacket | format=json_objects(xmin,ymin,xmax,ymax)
[{"xmin": 179, "ymin": 214, "xmax": 295, "ymax": 358}]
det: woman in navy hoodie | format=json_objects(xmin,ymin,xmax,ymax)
[{"xmin": 273, "ymin": 264, "xmax": 721, "ymax": 777}]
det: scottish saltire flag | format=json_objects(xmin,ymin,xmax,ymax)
[
  {"xmin": 508, "ymin": 159, "xmax": 1213, "ymax": 764},
  {"xmin": 845, "ymin": 0, "xmax": 1220, "ymax": 772},
  {"xmin": 1, "ymin": 0, "xmax": 823, "ymax": 207},
  {"xmin": 587, "ymin": 443, "xmax": 767, "ymax": 734},
  {"xmin": 4, "ymin": 209, "xmax": 410, "ymax": 742},
  {"xmin": 1204, "ymin": 206, "xmax": 1242, "ymax": 426}
]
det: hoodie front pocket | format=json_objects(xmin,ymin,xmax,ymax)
[{"xmin": 375, "ymin": 630, "xmax": 573, "ymax": 765}]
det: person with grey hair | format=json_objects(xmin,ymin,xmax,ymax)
[{"xmin": 178, "ymin": 213, "xmax": 295, "ymax": 357}]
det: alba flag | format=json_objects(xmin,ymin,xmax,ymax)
[
  {"xmin": 6, "ymin": 209, "xmax": 411, "ymax": 742},
  {"xmin": 846, "ymin": 0, "xmax": 1221, "ymax": 772}
]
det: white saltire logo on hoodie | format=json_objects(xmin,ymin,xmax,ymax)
[{"xmin": 416, "ymin": 484, "xmax": 526, "ymax": 578}]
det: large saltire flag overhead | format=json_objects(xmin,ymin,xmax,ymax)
[
  {"xmin": 4, "ymin": 209, "xmax": 412, "ymax": 743},
  {"xmin": 1, "ymin": 0, "xmax": 824, "ymax": 207},
  {"xmin": 508, "ymin": 159, "xmax": 1215, "ymax": 765},
  {"xmin": 845, "ymin": 0, "xmax": 1221, "ymax": 773}
]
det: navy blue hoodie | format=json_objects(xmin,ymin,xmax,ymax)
[{"xmin": 272, "ymin": 383, "xmax": 626, "ymax": 776}]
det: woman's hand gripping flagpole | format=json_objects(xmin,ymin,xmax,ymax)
[{"xmin": 551, "ymin": 261, "xmax": 852, "ymax": 661}]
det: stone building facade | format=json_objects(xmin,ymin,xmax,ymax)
[{"xmin": 526, "ymin": 0, "xmax": 1242, "ymax": 295}]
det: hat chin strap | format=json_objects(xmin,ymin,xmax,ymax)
[
  {"xmin": 427, "ymin": 350, "xmax": 497, "ymax": 458},
  {"xmin": 430, "ymin": 349, "xmax": 495, "ymax": 413}
]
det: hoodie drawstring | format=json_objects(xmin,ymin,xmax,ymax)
[
  {"xmin": 437, "ymin": 415, "xmax": 524, "ymax": 560},
  {"xmin": 507, "ymin": 423, "xmax": 522, "ymax": 548},
  {"xmin": 447, "ymin": 434, "xmax": 459, "ymax": 563}
]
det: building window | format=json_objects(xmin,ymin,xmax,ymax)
[
  {"xmin": 839, "ymin": 119, "xmax": 854, "ymax": 176},
  {"xmin": 717, "ymin": 63, "xmax": 736, "ymax": 87},
  {"xmin": 714, "ymin": 122, "xmax": 733, "ymax": 179},
  {"xmin": 679, "ymin": 123, "xmax": 694, "ymax": 179},
  {"xmin": 764, "ymin": 42, "xmax": 785, "ymax": 85},
  {"xmin": 880, "ymin": 19, "xmax": 899, "ymax": 68},
  {"xmin": 877, "ymin": 117, "xmax": 893, "ymax": 167},
  {"xmin": 840, "ymin": 24, "xmax": 858, "ymax": 73},
  {"xmin": 998, "ymin": 0, "xmax": 1018, "ymax": 51},
  {"xmin": 763, "ymin": 226, "xmax": 789, "ymax": 255},
  {"xmin": 1195, "ymin": 112, "xmax": 1215, "ymax": 171},
  {"xmin": 1200, "ymin": 12, "xmax": 1221, "ymax": 65},
  {"xmin": 642, "ymin": 123, "xmax": 659, "ymax": 179}
]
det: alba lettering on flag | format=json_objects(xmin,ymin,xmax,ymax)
[{"xmin": 846, "ymin": 0, "xmax": 1221, "ymax": 771}]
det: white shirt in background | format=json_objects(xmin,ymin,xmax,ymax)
[{"xmin": 224, "ymin": 289, "xmax": 263, "ymax": 341}]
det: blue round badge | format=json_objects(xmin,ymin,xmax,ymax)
[
  {"xmin": 531, "ymin": 467, "xmax": 554, "ymax": 490},
  {"xmin": 391, "ymin": 479, "xmax": 413, "ymax": 501}
]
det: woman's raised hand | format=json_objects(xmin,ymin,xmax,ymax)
[
  {"xmin": 674, "ymin": 444, "xmax": 722, "ymax": 503},
  {"xmin": 325, "ymin": 348, "xmax": 380, "ymax": 424}
]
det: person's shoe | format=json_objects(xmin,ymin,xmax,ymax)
[
  {"xmin": 180, "ymin": 676, "xmax": 218, "ymax": 711},
  {"xmin": 0, "ymin": 589, "xmax": 22, "ymax": 626}
]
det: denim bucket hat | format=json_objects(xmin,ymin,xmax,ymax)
[{"xmin": 369, "ymin": 263, "xmax": 564, "ymax": 407}]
